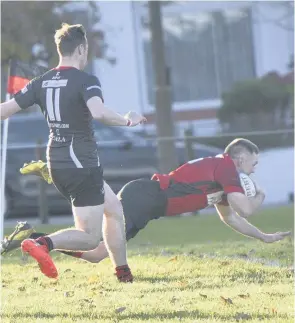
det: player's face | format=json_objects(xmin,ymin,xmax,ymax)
[{"xmin": 240, "ymin": 152, "xmax": 259, "ymax": 175}]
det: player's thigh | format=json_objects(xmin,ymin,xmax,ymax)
[
  {"xmin": 70, "ymin": 167, "xmax": 105, "ymax": 235},
  {"xmin": 51, "ymin": 167, "xmax": 105, "ymax": 236},
  {"xmin": 125, "ymin": 215, "xmax": 140, "ymax": 241},
  {"xmin": 48, "ymin": 168, "xmax": 71, "ymax": 203},
  {"xmin": 69, "ymin": 167, "xmax": 104, "ymax": 207},
  {"xmin": 120, "ymin": 179, "xmax": 164, "ymax": 232},
  {"xmin": 73, "ymin": 204, "xmax": 105, "ymax": 237}
]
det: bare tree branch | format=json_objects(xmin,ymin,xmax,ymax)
[{"xmin": 252, "ymin": 2, "xmax": 294, "ymax": 31}]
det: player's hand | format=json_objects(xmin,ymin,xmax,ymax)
[
  {"xmin": 250, "ymin": 177, "xmax": 264, "ymax": 196},
  {"xmin": 262, "ymin": 231, "xmax": 291, "ymax": 243},
  {"xmin": 125, "ymin": 111, "xmax": 147, "ymax": 127}
]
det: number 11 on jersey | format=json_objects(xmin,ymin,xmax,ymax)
[{"xmin": 46, "ymin": 88, "xmax": 61, "ymax": 122}]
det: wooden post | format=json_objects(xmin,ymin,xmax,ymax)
[
  {"xmin": 149, "ymin": 1, "xmax": 178, "ymax": 173},
  {"xmin": 184, "ymin": 128, "xmax": 194, "ymax": 161},
  {"xmin": 184, "ymin": 128, "xmax": 198, "ymax": 216}
]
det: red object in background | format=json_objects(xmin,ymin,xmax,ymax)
[
  {"xmin": 7, "ymin": 58, "xmax": 48, "ymax": 95},
  {"xmin": 7, "ymin": 76, "xmax": 30, "ymax": 95}
]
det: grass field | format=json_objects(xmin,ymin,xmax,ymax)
[{"xmin": 1, "ymin": 205, "xmax": 294, "ymax": 322}]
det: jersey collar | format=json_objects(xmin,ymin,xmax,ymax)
[{"xmin": 54, "ymin": 66, "xmax": 75, "ymax": 70}]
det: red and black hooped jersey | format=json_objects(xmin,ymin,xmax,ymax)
[{"xmin": 152, "ymin": 154, "xmax": 244, "ymax": 216}]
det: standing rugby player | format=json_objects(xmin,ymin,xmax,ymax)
[{"xmin": 0, "ymin": 23, "xmax": 146, "ymax": 282}]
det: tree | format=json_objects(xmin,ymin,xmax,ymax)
[
  {"xmin": 252, "ymin": 1, "xmax": 294, "ymax": 32},
  {"xmin": 0, "ymin": 2, "xmax": 113, "ymax": 69},
  {"xmin": 1, "ymin": 2, "xmax": 115, "ymax": 102},
  {"xmin": 218, "ymin": 72, "xmax": 293, "ymax": 132}
]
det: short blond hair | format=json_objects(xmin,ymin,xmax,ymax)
[
  {"xmin": 54, "ymin": 23, "xmax": 87, "ymax": 56},
  {"xmin": 224, "ymin": 138, "xmax": 259, "ymax": 158}
]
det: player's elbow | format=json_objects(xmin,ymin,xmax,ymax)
[
  {"xmin": 229, "ymin": 204, "xmax": 253, "ymax": 218},
  {"xmin": 238, "ymin": 207, "xmax": 253, "ymax": 218},
  {"xmin": 1, "ymin": 100, "xmax": 22, "ymax": 120},
  {"xmin": 1, "ymin": 111, "xmax": 10, "ymax": 120},
  {"xmin": 227, "ymin": 193, "xmax": 253, "ymax": 218},
  {"xmin": 0, "ymin": 106, "xmax": 9, "ymax": 120},
  {"xmin": 91, "ymin": 109, "xmax": 105, "ymax": 121},
  {"xmin": 1, "ymin": 114, "xmax": 8, "ymax": 121},
  {"xmin": 87, "ymin": 97, "xmax": 105, "ymax": 121}
]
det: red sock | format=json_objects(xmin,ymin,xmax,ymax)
[
  {"xmin": 115, "ymin": 265, "xmax": 133, "ymax": 283},
  {"xmin": 35, "ymin": 236, "xmax": 54, "ymax": 251},
  {"xmin": 35, "ymin": 237, "xmax": 83, "ymax": 258}
]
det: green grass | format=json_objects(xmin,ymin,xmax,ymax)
[{"xmin": 1, "ymin": 206, "xmax": 294, "ymax": 322}]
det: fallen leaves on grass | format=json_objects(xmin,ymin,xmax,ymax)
[
  {"xmin": 50, "ymin": 280, "xmax": 58, "ymax": 285},
  {"xmin": 199, "ymin": 293, "xmax": 208, "ymax": 299},
  {"xmin": 80, "ymin": 298, "xmax": 94, "ymax": 304},
  {"xmin": 168, "ymin": 256, "xmax": 178, "ymax": 262},
  {"xmin": 88, "ymin": 274, "xmax": 100, "ymax": 284},
  {"xmin": 64, "ymin": 291, "xmax": 74, "ymax": 297},
  {"xmin": 220, "ymin": 261, "xmax": 230, "ymax": 266},
  {"xmin": 263, "ymin": 307, "xmax": 278, "ymax": 315},
  {"xmin": 220, "ymin": 296, "xmax": 233, "ymax": 305},
  {"xmin": 238, "ymin": 293, "xmax": 250, "ymax": 299},
  {"xmin": 79, "ymin": 298, "xmax": 96, "ymax": 310},
  {"xmin": 115, "ymin": 307, "xmax": 126, "ymax": 313},
  {"xmin": 170, "ymin": 296, "xmax": 177, "ymax": 304},
  {"xmin": 64, "ymin": 268, "xmax": 71, "ymax": 273},
  {"xmin": 177, "ymin": 280, "xmax": 188, "ymax": 288}
]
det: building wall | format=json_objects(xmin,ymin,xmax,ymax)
[
  {"xmin": 92, "ymin": 1, "xmax": 143, "ymax": 118},
  {"xmin": 255, "ymin": 147, "xmax": 294, "ymax": 205},
  {"xmin": 93, "ymin": 1, "xmax": 293, "ymax": 135}
]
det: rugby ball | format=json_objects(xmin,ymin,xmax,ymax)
[{"xmin": 239, "ymin": 173, "xmax": 256, "ymax": 197}]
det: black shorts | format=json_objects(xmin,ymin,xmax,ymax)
[
  {"xmin": 49, "ymin": 167, "xmax": 104, "ymax": 207},
  {"xmin": 118, "ymin": 179, "xmax": 167, "ymax": 241}
]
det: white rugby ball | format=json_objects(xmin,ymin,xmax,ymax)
[{"xmin": 239, "ymin": 173, "xmax": 256, "ymax": 197}]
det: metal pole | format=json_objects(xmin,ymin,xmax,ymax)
[
  {"xmin": 0, "ymin": 95, "xmax": 10, "ymax": 240},
  {"xmin": 0, "ymin": 59, "xmax": 12, "ymax": 240}
]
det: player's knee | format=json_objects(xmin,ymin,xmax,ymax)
[
  {"xmin": 88, "ymin": 255, "xmax": 102, "ymax": 264},
  {"xmin": 87, "ymin": 236, "xmax": 101, "ymax": 250},
  {"xmin": 84, "ymin": 244, "xmax": 108, "ymax": 263}
]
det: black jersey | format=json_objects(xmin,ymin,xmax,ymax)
[{"xmin": 14, "ymin": 66, "xmax": 103, "ymax": 169}]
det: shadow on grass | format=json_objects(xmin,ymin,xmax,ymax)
[
  {"xmin": 135, "ymin": 275, "xmax": 178, "ymax": 284},
  {"xmin": 136, "ymin": 275, "xmax": 225, "ymax": 290},
  {"xmin": 3, "ymin": 310, "xmax": 289, "ymax": 321}
]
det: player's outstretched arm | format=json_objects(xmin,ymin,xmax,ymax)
[
  {"xmin": 0, "ymin": 99, "xmax": 22, "ymax": 120},
  {"xmin": 227, "ymin": 191, "xmax": 265, "ymax": 218},
  {"xmin": 87, "ymin": 96, "xmax": 146, "ymax": 127},
  {"xmin": 215, "ymin": 204, "xmax": 291, "ymax": 243}
]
